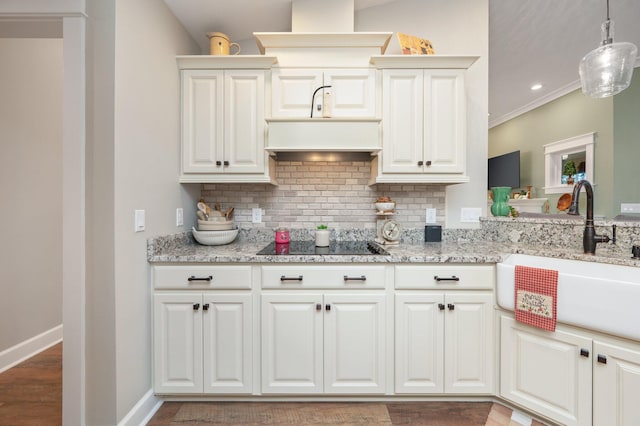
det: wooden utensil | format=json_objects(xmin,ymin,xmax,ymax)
[{"xmin": 225, "ymin": 207, "xmax": 234, "ymax": 220}]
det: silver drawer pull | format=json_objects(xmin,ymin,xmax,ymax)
[
  {"xmin": 344, "ymin": 275, "xmax": 366, "ymax": 282},
  {"xmin": 434, "ymin": 275, "xmax": 459, "ymax": 282},
  {"xmin": 280, "ymin": 275, "xmax": 303, "ymax": 282},
  {"xmin": 188, "ymin": 275, "xmax": 213, "ymax": 282}
]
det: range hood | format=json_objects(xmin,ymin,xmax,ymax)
[
  {"xmin": 265, "ymin": 117, "xmax": 382, "ymax": 156},
  {"xmin": 257, "ymin": 0, "xmax": 391, "ymax": 156}
]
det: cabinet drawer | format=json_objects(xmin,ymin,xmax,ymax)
[
  {"xmin": 262, "ymin": 265, "xmax": 386, "ymax": 289},
  {"xmin": 395, "ymin": 265, "xmax": 494, "ymax": 289},
  {"xmin": 153, "ymin": 265, "xmax": 252, "ymax": 290}
]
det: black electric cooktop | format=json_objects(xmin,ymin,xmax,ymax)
[{"xmin": 256, "ymin": 240, "xmax": 389, "ymax": 256}]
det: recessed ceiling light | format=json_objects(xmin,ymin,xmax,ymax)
[{"xmin": 530, "ymin": 83, "xmax": 543, "ymax": 91}]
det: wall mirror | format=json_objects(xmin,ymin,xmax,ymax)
[{"xmin": 543, "ymin": 132, "xmax": 595, "ymax": 194}]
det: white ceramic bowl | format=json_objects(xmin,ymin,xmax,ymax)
[
  {"xmin": 375, "ymin": 201, "xmax": 395, "ymax": 212},
  {"xmin": 192, "ymin": 227, "xmax": 238, "ymax": 246},
  {"xmin": 198, "ymin": 219, "xmax": 234, "ymax": 231}
]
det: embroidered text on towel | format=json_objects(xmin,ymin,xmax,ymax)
[{"xmin": 514, "ymin": 265, "xmax": 558, "ymax": 331}]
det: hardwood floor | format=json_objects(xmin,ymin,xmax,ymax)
[
  {"xmin": 0, "ymin": 345, "xmax": 546, "ymax": 425},
  {"xmin": 147, "ymin": 401, "xmax": 491, "ymax": 425},
  {"xmin": 147, "ymin": 401, "xmax": 543, "ymax": 425},
  {"xmin": 0, "ymin": 343, "xmax": 62, "ymax": 426}
]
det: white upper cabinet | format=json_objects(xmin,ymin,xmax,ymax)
[
  {"xmin": 177, "ymin": 56, "xmax": 277, "ymax": 184},
  {"xmin": 181, "ymin": 70, "xmax": 224, "ymax": 174},
  {"xmin": 371, "ymin": 55, "xmax": 478, "ymax": 184},
  {"xmin": 181, "ymin": 69, "xmax": 265, "ymax": 177},
  {"xmin": 380, "ymin": 69, "xmax": 466, "ymax": 177},
  {"xmin": 271, "ymin": 68, "xmax": 377, "ymax": 118},
  {"xmin": 224, "ymin": 71, "xmax": 266, "ymax": 173},
  {"xmin": 271, "ymin": 69, "xmax": 322, "ymax": 118}
]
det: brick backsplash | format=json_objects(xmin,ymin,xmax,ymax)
[{"xmin": 201, "ymin": 160, "xmax": 446, "ymax": 231}]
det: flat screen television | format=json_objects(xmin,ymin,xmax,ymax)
[{"xmin": 488, "ymin": 150, "xmax": 520, "ymax": 189}]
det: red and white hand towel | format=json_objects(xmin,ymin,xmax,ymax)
[{"xmin": 514, "ymin": 265, "xmax": 558, "ymax": 331}]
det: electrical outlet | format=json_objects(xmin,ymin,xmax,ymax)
[
  {"xmin": 252, "ymin": 207, "xmax": 262, "ymax": 223},
  {"xmin": 621, "ymin": 203, "xmax": 640, "ymax": 213},
  {"xmin": 425, "ymin": 208, "xmax": 437, "ymax": 224},
  {"xmin": 460, "ymin": 207, "xmax": 481, "ymax": 223},
  {"xmin": 176, "ymin": 208, "xmax": 184, "ymax": 226},
  {"xmin": 134, "ymin": 209, "xmax": 145, "ymax": 232}
]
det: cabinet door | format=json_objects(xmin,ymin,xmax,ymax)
[
  {"xmin": 381, "ymin": 69, "xmax": 424, "ymax": 173},
  {"xmin": 324, "ymin": 69, "xmax": 376, "ymax": 117},
  {"xmin": 423, "ymin": 70, "xmax": 465, "ymax": 173},
  {"xmin": 444, "ymin": 292, "xmax": 494, "ymax": 394},
  {"xmin": 395, "ymin": 293, "xmax": 444, "ymax": 393},
  {"xmin": 271, "ymin": 69, "xmax": 323, "ymax": 118},
  {"xmin": 324, "ymin": 293, "xmax": 386, "ymax": 394},
  {"xmin": 593, "ymin": 341, "xmax": 640, "ymax": 425},
  {"xmin": 224, "ymin": 70, "xmax": 265, "ymax": 173},
  {"xmin": 153, "ymin": 293, "xmax": 203, "ymax": 394},
  {"xmin": 500, "ymin": 315, "xmax": 592, "ymax": 426},
  {"xmin": 181, "ymin": 70, "xmax": 224, "ymax": 174},
  {"xmin": 261, "ymin": 294, "xmax": 323, "ymax": 393},
  {"xmin": 202, "ymin": 293, "xmax": 252, "ymax": 394}
]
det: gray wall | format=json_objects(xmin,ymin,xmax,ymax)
[
  {"xmin": 85, "ymin": 0, "xmax": 117, "ymax": 421},
  {"xmin": 85, "ymin": 0, "xmax": 200, "ymax": 423},
  {"xmin": 0, "ymin": 38, "xmax": 63, "ymax": 352}
]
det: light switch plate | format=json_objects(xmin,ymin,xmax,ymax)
[
  {"xmin": 425, "ymin": 208, "xmax": 437, "ymax": 224},
  {"xmin": 252, "ymin": 207, "xmax": 262, "ymax": 223},
  {"xmin": 176, "ymin": 208, "xmax": 184, "ymax": 226},
  {"xmin": 621, "ymin": 203, "xmax": 640, "ymax": 213},
  {"xmin": 134, "ymin": 209, "xmax": 145, "ymax": 232},
  {"xmin": 460, "ymin": 207, "xmax": 481, "ymax": 223}
]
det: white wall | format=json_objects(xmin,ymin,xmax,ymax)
[
  {"xmin": 357, "ymin": 0, "xmax": 489, "ymax": 228},
  {"xmin": 0, "ymin": 38, "xmax": 63, "ymax": 352},
  {"xmin": 112, "ymin": 0, "xmax": 199, "ymax": 421}
]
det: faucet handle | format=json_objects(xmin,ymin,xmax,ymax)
[{"xmin": 612, "ymin": 224, "xmax": 617, "ymax": 245}]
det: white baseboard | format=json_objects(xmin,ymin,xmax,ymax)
[
  {"xmin": 511, "ymin": 409, "xmax": 533, "ymax": 426},
  {"xmin": 0, "ymin": 325, "xmax": 63, "ymax": 374},
  {"xmin": 118, "ymin": 388, "xmax": 162, "ymax": 426}
]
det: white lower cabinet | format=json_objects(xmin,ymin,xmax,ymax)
[
  {"xmin": 501, "ymin": 313, "xmax": 640, "ymax": 426},
  {"xmin": 261, "ymin": 292, "xmax": 386, "ymax": 394},
  {"xmin": 394, "ymin": 264, "xmax": 495, "ymax": 395},
  {"xmin": 395, "ymin": 292, "xmax": 494, "ymax": 394},
  {"xmin": 593, "ymin": 341, "xmax": 640, "ymax": 425},
  {"xmin": 500, "ymin": 315, "xmax": 592, "ymax": 425},
  {"xmin": 154, "ymin": 292, "xmax": 252, "ymax": 394}
]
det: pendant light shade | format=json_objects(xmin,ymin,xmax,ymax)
[{"xmin": 579, "ymin": 1, "xmax": 638, "ymax": 98}]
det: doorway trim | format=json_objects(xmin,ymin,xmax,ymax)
[{"xmin": 0, "ymin": 5, "xmax": 87, "ymax": 426}]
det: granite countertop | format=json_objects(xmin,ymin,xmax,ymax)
[
  {"xmin": 148, "ymin": 232, "xmax": 640, "ymax": 267},
  {"xmin": 149, "ymin": 238, "xmax": 509, "ymax": 264}
]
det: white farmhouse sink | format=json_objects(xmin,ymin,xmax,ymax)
[{"xmin": 497, "ymin": 254, "xmax": 640, "ymax": 341}]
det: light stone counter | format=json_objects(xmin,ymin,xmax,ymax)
[
  {"xmin": 147, "ymin": 232, "xmax": 508, "ymax": 264},
  {"xmin": 147, "ymin": 229, "xmax": 640, "ymax": 267}
]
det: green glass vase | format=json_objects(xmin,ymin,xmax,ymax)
[{"xmin": 490, "ymin": 187, "xmax": 511, "ymax": 217}]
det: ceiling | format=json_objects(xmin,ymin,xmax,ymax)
[{"xmin": 164, "ymin": 0, "xmax": 640, "ymax": 128}]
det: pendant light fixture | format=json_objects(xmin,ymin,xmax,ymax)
[{"xmin": 578, "ymin": 0, "xmax": 637, "ymax": 98}]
